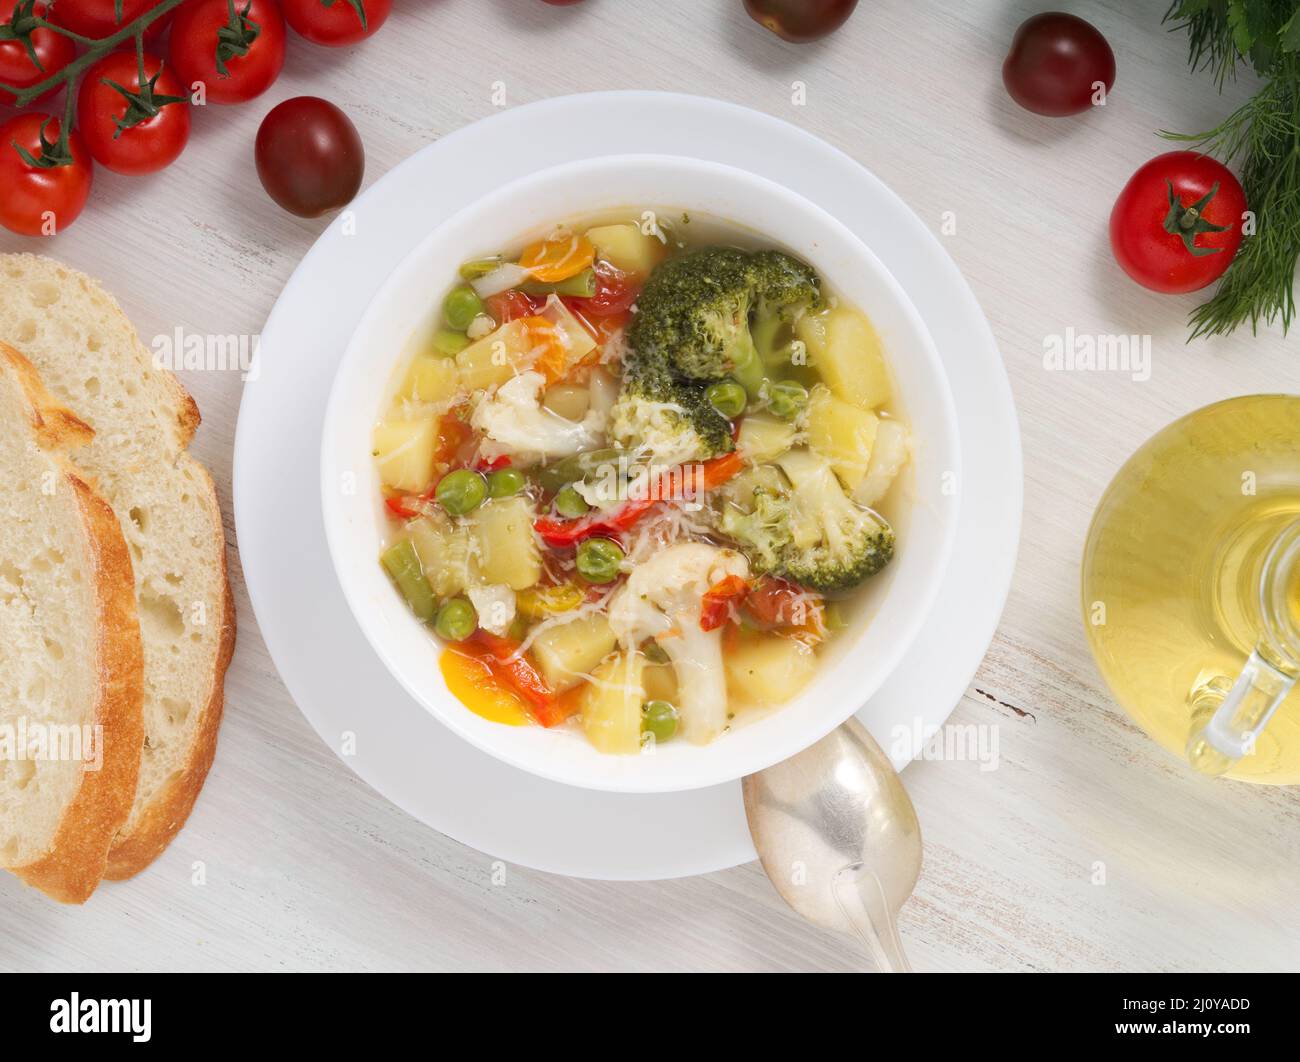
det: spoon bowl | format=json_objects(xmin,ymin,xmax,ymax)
[{"xmin": 743, "ymin": 718, "xmax": 922, "ymax": 971}]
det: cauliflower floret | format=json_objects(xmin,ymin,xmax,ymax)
[
  {"xmin": 466, "ymin": 584, "xmax": 517, "ymax": 637},
  {"xmin": 471, "ymin": 371, "xmax": 606, "ymax": 466},
  {"xmin": 609, "ymin": 392, "xmax": 711, "ymax": 467},
  {"xmin": 607, "ymin": 542, "xmax": 749, "ymax": 745}
]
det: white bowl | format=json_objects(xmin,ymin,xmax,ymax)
[{"xmin": 321, "ymin": 154, "xmax": 960, "ymax": 793}]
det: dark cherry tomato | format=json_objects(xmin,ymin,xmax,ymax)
[
  {"xmin": 1110, "ymin": 151, "xmax": 1246, "ymax": 295},
  {"xmin": 1002, "ymin": 12, "xmax": 1115, "ymax": 117},
  {"xmin": 282, "ymin": 0, "xmax": 389, "ymax": 46},
  {"xmin": 50, "ymin": 0, "xmax": 172, "ymax": 37},
  {"xmin": 255, "ymin": 96, "xmax": 364, "ymax": 217},
  {"xmin": 0, "ymin": 114, "xmax": 93, "ymax": 236},
  {"xmin": 0, "ymin": 2, "xmax": 75, "ymax": 105},
  {"xmin": 77, "ymin": 51, "xmax": 190, "ymax": 176},
  {"xmin": 168, "ymin": 0, "xmax": 285, "ymax": 105},
  {"xmin": 565, "ymin": 261, "xmax": 638, "ymax": 318},
  {"xmin": 743, "ymin": 0, "xmax": 857, "ymax": 43}
]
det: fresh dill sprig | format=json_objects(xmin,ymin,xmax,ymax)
[{"xmin": 1162, "ymin": 1, "xmax": 1300, "ymax": 338}]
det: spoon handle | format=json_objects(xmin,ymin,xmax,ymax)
[{"xmin": 833, "ymin": 862, "xmax": 912, "ymax": 973}]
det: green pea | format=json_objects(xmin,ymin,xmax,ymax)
[
  {"xmin": 642, "ymin": 700, "xmax": 679, "ymax": 743},
  {"xmin": 443, "ymin": 284, "xmax": 486, "ymax": 332},
  {"xmin": 706, "ymin": 378, "xmax": 747, "ymax": 419},
  {"xmin": 434, "ymin": 597, "xmax": 478, "ymax": 642},
  {"xmin": 435, "ymin": 469, "xmax": 487, "ymax": 515},
  {"xmin": 487, "ymin": 468, "xmax": 526, "ymax": 498},
  {"xmin": 431, "ymin": 329, "xmax": 470, "ymax": 357},
  {"xmin": 554, "ymin": 485, "xmax": 590, "ymax": 518},
  {"xmin": 576, "ymin": 537, "xmax": 624, "ymax": 583},
  {"xmin": 768, "ymin": 380, "xmax": 809, "ymax": 421}
]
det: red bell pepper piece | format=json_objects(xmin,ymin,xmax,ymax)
[
  {"xmin": 463, "ymin": 632, "xmax": 574, "ymax": 728},
  {"xmin": 699, "ymin": 574, "xmax": 749, "ymax": 632},
  {"xmin": 385, "ymin": 496, "xmax": 421, "ymax": 520}
]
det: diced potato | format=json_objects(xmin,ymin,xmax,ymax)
[
  {"xmin": 738, "ymin": 413, "xmax": 797, "ymax": 464},
  {"xmin": 543, "ymin": 382, "xmax": 591, "ymax": 421},
  {"xmin": 853, "ymin": 419, "xmax": 910, "ymax": 509},
  {"xmin": 539, "ymin": 296, "xmax": 597, "ymax": 366},
  {"xmin": 584, "ymin": 223, "xmax": 665, "ymax": 280},
  {"xmin": 796, "ymin": 307, "xmax": 891, "ymax": 411},
  {"xmin": 581, "ymin": 650, "xmax": 646, "ymax": 755},
  {"xmin": 402, "ymin": 352, "xmax": 460, "ymax": 405},
  {"xmin": 408, "ymin": 514, "xmax": 479, "ymax": 597},
  {"xmin": 642, "ymin": 661, "xmax": 678, "ymax": 705},
  {"xmin": 374, "ymin": 418, "xmax": 437, "ymax": 493},
  {"xmin": 807, "ymin": 384, "xmax": 879, "ymax": 491},
  {"xmin": 455, "ymin": 319, "xmax": 534, "ymax": 392},
  {"xmin": 530, "ymin": 614, "xmax": 618, "ymax": 691},
  {"xmin": 472, "ymin": 495, "xmax": 542, "ymax": 590},
  {"xmin": 725, "ymin": 634, "xmax": 817, "ymax": 708}
]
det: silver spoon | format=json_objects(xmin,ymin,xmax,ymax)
[{"xmin": 743, "ymin": 718, "xmax": 922, "ymax": 972}]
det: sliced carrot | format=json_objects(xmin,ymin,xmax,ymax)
[{"xmin": 519, "ymin": 234, "xmax": 595, "ymax": 283}]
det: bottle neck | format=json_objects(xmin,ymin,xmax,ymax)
[{"xmin": 1260, "ymin": 519, "xmax": 1300, "ymax": 675}]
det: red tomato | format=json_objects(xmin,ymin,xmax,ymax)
[
  {"xmin": 565, "ymin": 260, "xmax": 638, "ymax": 318},
  {"xmin": 485, "ymin": 290, "xmax": 543, "ymax": 324},
  {"xmin": 77, "ymin": 51, "xmax": 191, "ymax": 176},
  {"xmin": 744, "ymin": 0, "xmax": 858, "ymax": 43},
  {"xmin": 51, "ymin": 0, "xmax": 172, "ymax": 38},
  {"xmin": 281, "ymin": 0, "xmax": 389, "ymax": 46},
  {"xmin": 1002, "ymin": 12, "xmax": 1115, "ymax": 117},
  {"xmin": 168, "ymin": 0, "xmax": 285, "ymax": 104},
  {"xmin": 1110, "ymin": 152, "xmax": 1247, "ymax": 295},
  {"xmin": 0, "ymin": 114, "xmax": 93, "ymax": 236},
  {"xmin": 0, "ymin": 2, "xmax": 75, "ymax": 105}
]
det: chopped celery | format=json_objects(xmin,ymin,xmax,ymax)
[{"xmin": 459, "ymin": 256, "xmax": 504, "ymax": 281}]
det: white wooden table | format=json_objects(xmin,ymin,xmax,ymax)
[{"xmin": 3, "ymin": 0, "xmax": 1298, "ymax": 973}]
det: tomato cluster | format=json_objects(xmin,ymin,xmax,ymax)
[{"xmin": 0, "ymin": 0, "xmax": 390, "ymax": 236}]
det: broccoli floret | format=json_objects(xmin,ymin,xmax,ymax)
[
  {"xmin": 714, "ymin": 451, "xmax": 894, "ymax": 591},
  {"xmin": 717, "ymin": 486, "xmax": 792, "ymax": 573},
  {"xmin": 627, "ymin": 247, "xmax": 821, "ymax": 387},
  {"xmin": 610, "ymin": 367, "xmax": 734, "ymax": 465},
  {"xmin": 774, "ymin": 449, "xmax": 894, "ymax": 591}
]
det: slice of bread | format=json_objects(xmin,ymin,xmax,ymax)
[
  {"xmin": 0, "ymin": 254, "xmax": 235, "ymax": 880},
  {"xmin": 0, "ymin": 344, "xmax": 144, "ymax": 904}
]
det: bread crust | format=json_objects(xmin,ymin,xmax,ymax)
[
  {"xmin": 104, "ymin": 479, "xmax": 234, "ymax": 880},
  {"xmin": 1, "ymin": 344, "xmax": 145, "ymax": 904}
]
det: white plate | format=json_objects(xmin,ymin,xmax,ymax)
[{"xmin": 233, "ymin": 92, "xmax": 1022, "ymax": 880}]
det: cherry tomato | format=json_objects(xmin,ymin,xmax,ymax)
[
  {"xmin": 484, "ymin": 290, "xmax": 542, "ymax": 324},
  {"xmin": 565, "ymin": 261, "xmax": 637, "ymax": 318},
  {"xmin": 0, "ymin": 2, "xmax": 75, "ymax": 105},
  {"xmin": 255, "ymin": 96, "xmax": 364, "ymax": 217},
  {"xmin": 50, "ymin": 0, "xmax": 172, "ymax": 38},
  {"xmin": 77, "ymin": 51, "xmax": 191, "ymax": 176},
  {"xmin": 0, "ymin": 114, "xmax": 93, "ymax": 236},
  {"xmin": 1110, "ymin": 151, "xmax": 1246, "ymax": 295},
  {"xmin": 168, "ymin": 0, "xmax": 285, "ymax": 105},
  {"xmin": 541, "ymin": 0, "xmax": 585, "ymax": 5},
  {"xmin": 1002, "ymin": 12, "xmax": 1115, "ymax": 117},
  {"xmin": 743, "ymin": 0, "xmax": 858, "ymax": 43},
  {"xmin": 281, "ymin": 0, "xmax": 389, "ymax": 45}
]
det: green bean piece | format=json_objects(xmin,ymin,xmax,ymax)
[
  {"xmin": 706, "ymin": 378, "xmax": 748, "ymax": 419},
  {"xmin": 641, "ymin": 639, "xmax": 670, "ymax": 665},
  {"xmin": 519, "ymin": 268, "xmax": 598, "ymax": 298},
  {"xmin": 459, "ymin": 257, "xmax": 504, "ymax": 281},
  {"xmin": 642, "ymin": 700, "xmax": 679, "ymax": 743},
  {"xmin": 768, "ymin": 380, "xmax": 809, "ymax": 421},
  {"xmin": 444, "ymin": 284, "xmax": 487, "ymax": 332},
  {"xmin": 436, "ymin": 469, "xmax": 487, "ymax": 515},
  {"xmin": 431, "ymin": 329, "xmax": 471, "ymax": 357},
  {"xmin": 434, "ymin": 598, "xmax": 478, "ymax": 642},
  {"xmin": 381, "ymin": 539, "xmax": 436, "ymax": 622},
  {"xmin": 554, "ymin": 485, "xmax": 590, "ymax": 518},
  {"xmin": 535, "ymin": 448, "xmax": 633, "ymax": 493},
  {"xmin": 576, "ymin": 537, "xmax": 624, "ymax": 583},
  {"xmin": 486, "ymin": 467, "xmax": 526, "ymax": 498}
]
